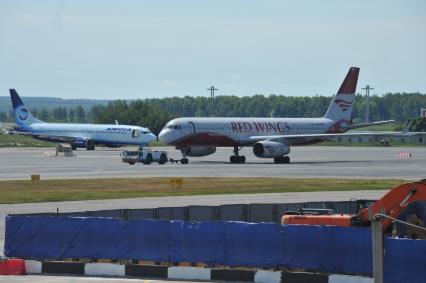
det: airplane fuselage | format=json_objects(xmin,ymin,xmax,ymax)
[
  {"xmin": 159, "ymin": 117, "xmax": 340, "ymax": 147},
  {"xmin": 25, "ymin": 123, "xmax": 155, "ymax": 146}
]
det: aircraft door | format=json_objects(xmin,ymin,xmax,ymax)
[
  {"xmin": 132, "ymin": 129, "xmax": 140, "ymax": 138},
  {"xmin": 188, "ymin": 122, "xmax": 196, "ymax": 135}
]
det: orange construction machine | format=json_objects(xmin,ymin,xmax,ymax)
[{"xmin": 282, "ymin": 180, "xmax": 426, "ymax": 233}]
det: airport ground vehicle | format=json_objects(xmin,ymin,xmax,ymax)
[
  {"xmin": 121, "ymin": 148, "xmax": 168, "ymax": 165},
  {"xmin": 282, "ymin": 180, "xmax": 426, "ymax": 233}
]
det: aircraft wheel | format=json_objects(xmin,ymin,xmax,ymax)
[
  {"xmin": 181, "ymin": 158, "xmax": 189, "ymax": 164},
  {"xmin": 283, "ymin": 156, "xmax": 290, "ymax": 164},
  {"xmin": 143, "ymin": 153, "xmax": 153, "ymax": 165},
  {"xmin": 158, "ymin": 153, "xmax": 167, "ymax": 165},
  {"xmin": 86, "ymin": 139, "xmax": 95, "ymax": 150},
  {"xmin": 274, "ymin": 156, "xmax": 290, "ymax": 164},
  {"xmin": 231, "ymin": 155, "xmax": 244, "ymax": 164}
]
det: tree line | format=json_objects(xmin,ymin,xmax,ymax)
[
  {"xmin": 0, "ymin": 105, "xmax": 88, "ymax": 124},
  {"xmin": 0, "ymin": 92, "xmax": 425, "ymax": 134}
]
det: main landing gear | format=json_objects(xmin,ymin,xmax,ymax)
[
  {"xmin": 230, "ymin": 146, "xmax": 246, "ymax": 164},
  {"xmin": 274, "ymin": 156, "xmax": 290, "ymax": 164}
]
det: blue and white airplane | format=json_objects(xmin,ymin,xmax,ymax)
[{"xmin": 9, "ymin": 89, "xmax": 156, "ymax": 150}]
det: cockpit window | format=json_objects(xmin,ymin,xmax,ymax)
[{"xmin": 165, "ymin": 125, "xmax": 182, "ymax": 130}]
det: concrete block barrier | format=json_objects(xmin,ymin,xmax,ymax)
[
  {"xmin": 168, "ymin": 266, "xmax": 211, "ymax": 280},
  {"xmin": 254, "ymin": 270, "xmax": 282, "ymax": 283},
  {"xmin": 125, "ymin": 264, "xmax": 168, "ymax": 278},
  {"xmin": 41, "ymin": 261, "xmax": 84, "ymax": 275},
  {"xmin": 211, "ymin": 268, "xmax": 255, "ymax": 281},
  {"xmin": 24, "ymin": 260, "xmax": 375, "ymax": 282},
  {"xmin": 85, "ymin": 262, "xmax": 125, "ymax": 277}
]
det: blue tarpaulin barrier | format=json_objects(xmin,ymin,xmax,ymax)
[
  {"xmin": 384, "ymin": 237, "xmax": 426, "ymax": 283},
  {"xmin": 169, "ymin": 221, "xmax": 225, "ymax": 264},
  {"xmin": 5, "ymin": 216, "xmax": 170, "ymax": 261},
  {"xmin": 224, "ymin": 221, "xmax": 285, "ymax": 267},
  {"xmin": 4, "ymin": 215, "xmax": 426, "ymax": 281},
  {"xmin": 283, "ymin": 225, "xmax": 372, "ymax": 275}
]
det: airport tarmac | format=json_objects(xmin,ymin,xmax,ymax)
[
  {"xmin": 0, "ymin": 146, "xmax": 424, "ymax": 180},
  {"xmin": 0, "ymin": 146, "xmax": 418, "ymax": 282}
]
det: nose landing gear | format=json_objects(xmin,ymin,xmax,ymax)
[{"xmin": 230, "ymin": 146, "xmax": 246, "ymax": 164}]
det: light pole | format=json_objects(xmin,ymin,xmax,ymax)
[
  {"xmin": 207, "ymin": 86, "xmax": 218, "ymax": 116},
  {"xmin": 206, "ymin": 86, "xmax": 218, "ymax": 101}
]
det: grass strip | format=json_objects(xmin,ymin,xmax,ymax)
[{"xmin": 0, "ymin": 177, "xmax": 404, "ymax": 204}]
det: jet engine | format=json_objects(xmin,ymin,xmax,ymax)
[
  {"xmin": 253, "ymin": 141, "xmax": 290, "ymax": 158},
  {"xmin": 181, "ymin": 146, "xmax": 216, "ymax": 157}
]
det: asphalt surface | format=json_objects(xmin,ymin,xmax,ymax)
[
  {"xmin": 0, "ymin": 146, "xmax": 424, "ymax": 180},
  {"xmin": 0, "ymin": 145, "xmax": 422, "ymax": 282}
]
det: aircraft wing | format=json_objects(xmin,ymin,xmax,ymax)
[
  {"xmin": 245, "ymin": 131, "xmax": 406, "ymax": 144},
  {"xmin": 344, "ymin": 120, "xmax": 395, "ymax": 130},
  {"xmin": 10, "ymin": 130, "xmax": 77, "ymax": 143}
]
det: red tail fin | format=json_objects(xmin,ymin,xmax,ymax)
[{"xmin": 337, "ymin": 67, "xmax": 360, "ymax": 94}]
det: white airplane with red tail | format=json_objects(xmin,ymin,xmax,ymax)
[{"xmin": 159, "ymin": 67, "xmax": 395, "ymax": 164}]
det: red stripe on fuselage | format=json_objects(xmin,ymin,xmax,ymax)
[{"xmin": 175, "ymin": 132, "xmax": 242, "ymax": 147}]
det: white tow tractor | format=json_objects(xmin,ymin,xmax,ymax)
[{"xmin": 121, "ymin": 148, "xmax": 168, "ymax": 165}]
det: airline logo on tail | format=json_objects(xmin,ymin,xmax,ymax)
[
  {"xmin": 18, "ymin": 108, "xmax": 29, "ymax": 121},
  {"xmin": 334, "ymin": 98, "xmax": 353, "ymax": 112},
  {"xmin": 9, "ymin": 89, "xmax": 43, "ymax": 130},
  {"xmin": 324, "ymin": 67, "xmax": 359, "ymax": 122}
]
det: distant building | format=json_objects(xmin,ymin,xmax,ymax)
[
  {"xmin": 421, "ymin": 108, "xmax": 426, "ymax": 118},
  {"xmin": 330, "ymin": 132, "xmax": 426, "ymax": 145}
]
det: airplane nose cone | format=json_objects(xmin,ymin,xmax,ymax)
[
  {"xmin": 158, "ymin": 129, "xmax": 167, "ymax": 143},
  {"xmin": 149, "ymin": 133, "xmax": 157, "ymax": 143}
]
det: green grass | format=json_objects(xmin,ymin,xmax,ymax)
[
  {"xmin": 0, "ymin": 132, "xmax": 54, "ymax": 147},
  {"xmin": 0, "ymin": 177, "xmax": 404, "ymax": 204}
]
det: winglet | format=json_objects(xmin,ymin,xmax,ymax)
[
  {"xmin": 404, "ymin": 120, "xmax": 413, "ymax": 133},
  {"xmin": 337, "ymin": 67, "xmax": 360, "ymax": 94},
  {"xmin": 9, "ymin": 89, "xmax": 24, "ymax": 109}
]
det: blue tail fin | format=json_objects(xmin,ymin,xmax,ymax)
[{"xmin": 9, "ymin": 89, "xmax": 43, "ymax": 129}]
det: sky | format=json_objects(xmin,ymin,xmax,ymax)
[{"xmin": 0, "ymin": 0, "xmax": 425, "ymax": 99}]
